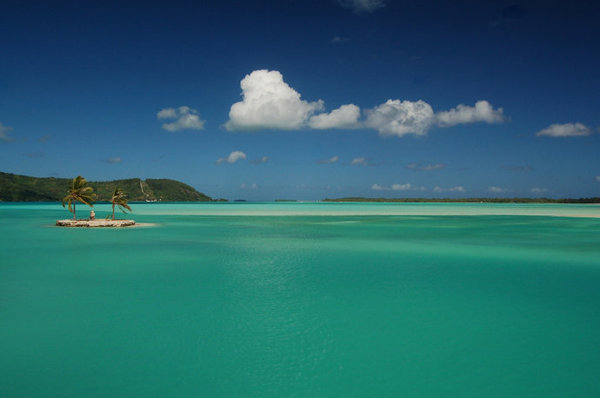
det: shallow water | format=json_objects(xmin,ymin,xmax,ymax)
[{"xmin": 1, "ymin": 203, "xmax": 600, "ymax": 397}]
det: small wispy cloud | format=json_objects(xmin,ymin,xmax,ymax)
[
  {"xmin": 502, "ymin": 165, "xmax": 533, "ymax": 173},
  {"xmin": 392, "ymin": 183, "xmax": 411, "ymax": 191},
  {"xmin": 435, "ymin": 101, "xmax": 505, "ymax": 127},
  {"xmin": 217, "ymin": 150, "xmax": 247, "ymax": 164},
  {"xmin": 0, "ymin": 122, "xmax": 15, "ymax": 143},
  {"xmin": 250, "ymin": 156, "xmax": 269, "ymax": 165},
  {"xmin": 330, "ymin": 36, "xmax": 349, "ymax": 44},
  {"xmin": 536, "ymin": 123, "xmax": 591, "ymax": 137},
  {"xmin": 337, "ymin": 0, "xmax": 386, "ymax": 13},
  {"xmin": 22, "ymin": 152, "xmax": 45, "ymax": 158},
  {"xmin": 157, "ymin": 106, "xmax": 205, "ymax": 132},
  {"xmin": 240, "ymin": 183, "xmax": 258, "ymax": 189},
  {"xmin": 433, "ymin": 186, "xmax": 465, "ymax": 193},
  {"xmin": 37, "ymin": 134, "xmax": 52, "ymax": 143},
  {"xmin": 351, "ymin": 157, "xmax": 368, "ymax": 166},
  {"xmin": 372, "ymin": 183, "xmax": 425, "ymax": 191},
  {"xmin": 317, "ymin": 155, "xmax": 339, "ymax": 164},
  {"xmin": 595, "ymin": 176, "xmax": 600, "ymax": 182},
  {"xmin": 106, "ymin": 157, "xmax": 122, "ymax": 164},
  {"xmin": 406, "ymin": 163, "xmax": 445, "ymax": 171},
  {"xmin": 487, "ymin": 186, "xmax": 508, "ymax": 193},
  {"xmin": 531, "ymin": 187, "xmax": 548, "ymax": 194}
]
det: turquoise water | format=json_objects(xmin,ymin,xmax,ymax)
[{"xmin": 1, "ymin": 202, "xmax": 600, "ymax": 397}]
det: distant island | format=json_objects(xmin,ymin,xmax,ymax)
[
  {"xmin": 0, "ymin": 172, "xmax": 213, "ymax": 202},
  {"xmin": 323, "ymin": 197, "xmax": 600, "ymax": 203}
]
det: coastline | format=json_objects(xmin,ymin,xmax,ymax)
[
  {"xmin": 90, "ymin": 202, "xmax": 600, "ymax": 219},
  {"xmin": 2, "ymin": 202, "xmax": 599, "ymax": 219},
  {"xmin": 56, "ymin": 219, "xmax": 135, "ymax": 227}
]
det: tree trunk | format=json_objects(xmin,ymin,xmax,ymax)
[
  {"xmin": 73, "ymin": 202, "xmax": 76, "ymax": 220},
  {"xmin": 112, "ymin": 203, "xmax": 115, "ymax": 220}
]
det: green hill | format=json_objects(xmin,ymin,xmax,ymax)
[{"xmin": 0, "ymin": 172, "xmax": 213, "ymax": 202}]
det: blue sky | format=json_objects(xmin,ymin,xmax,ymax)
[{"xmin": 1, "ymin": 0, "xmax": 599, "ymax": 200}]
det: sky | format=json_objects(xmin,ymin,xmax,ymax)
[{"xmin": 1, "ymin": 0, "xmax": 599, "ymax": 200}]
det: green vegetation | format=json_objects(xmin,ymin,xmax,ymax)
[
  {"xmin": 110, "ymin": 187, "xmax": 132, "ymax": 220},
  {"xmin": 0, "ymin": 172, "xmax": 213, "ymax": 202},
  {"xmin": 323, "ymin": 197, "xmax": 600, "ymax": 203},
  {"xmin": 61, "ymin": 176, "xmax": 95, "ymax": 219}
]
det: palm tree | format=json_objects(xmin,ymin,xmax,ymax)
[
  {"xmin": 62, "ymin": 176, "xmax": 95, "ymax": 220},
  {"xmin": 111, "ymin": 187, "xmax": 132, "ymax": 220}
]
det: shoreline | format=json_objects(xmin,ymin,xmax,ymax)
[{"xmin": 56, "ymin": 219, "xmax": 136, "ymax": 228}]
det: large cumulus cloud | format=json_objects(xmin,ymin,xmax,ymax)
[
  {"xmin": 225, "ymin": 69, "xmax": 506, "ymax": 137},
  {"xmin": 225, "ymin": 70, "xmax": 324, "ymax": 131}
]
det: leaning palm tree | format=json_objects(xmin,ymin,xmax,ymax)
[
  {"xmin": 62, "ymin": 176, "xmax": 95, "ymax": 220},
  {"xmin": 111, "ymin": 187, "xmax": 132, "ymax": 220}
]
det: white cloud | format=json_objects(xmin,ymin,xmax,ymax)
[
  {"xmin": 406, "ymin": 163, "xmax": 445, "ymax": 171},
  {"xmin": 595, "ymin": 176, "xmax": 600, "ymax": 182},
  {"xmin": 536, "ymin": 123, "xmax": 591, "ymax": 137},
  {"xmin": 363, "ymin": 99, "xmax": 504, "ymax": 138},
  {"xmin": 330, "ymin": 36, "xmax": 349, "ymax": 44},
  {"xmin": 23, "ymin": 152, "xmax": 45, "ymax": 158},
  {"xmin": 436, "ymin": 100, "xmax": 505, "ymax": 127},
  {"xmin": 433, "ymin": 186, "xmax": 465, "ymax": 193},
  {"xmin": 338, "ymin": 0, "xmax": 386, "ymax": 13},
  {"xmin": 38, "ymin": 134, "xmax": 52, "ymax": 143},
  {"xmin": 392, "ymin": 183, "xmax": 413, "ymax": 191},
  {"xmin": 225, "ymin": 70, "xmax": 506, "ymax": 138},
  {"xmin": 318, "ymin": 155, "xmax": 339, "ymax": 164},
  {"xmin": 372, "ymin": 183, "xmax": 425, "ymax": 191},
  {"xmin": 365, "ymin": 99, "xmax": 434, "ymax": 137},
  {"xmin": 0, "ymin": 122, "xmax": 15, "ymax": 143},
  {"xmin": 107, "ymin": 157, "xmax": 121, "ymax": 164},
  {"xmin": 487, "ymin": 186, "xmax": 507, "ymax": 193},
  {"xmin": 157, "ymin": 108, "xmax": 177, "ymax": 119},
  {"xmin": 241, "ymin": 183, "xmax": 258, "ymax": 189},
  {"xmin": 351, "ymin": 157, "xmax": 368, "ymax": 166},
  {"xmin": 531, "ymin": 187, "xmax": 548, "ymax": 193},
  {"xmin": 217, "ymin": 150, "xmax": 247, "ymax": 164},
  {"xmin": 157, "ymin": 106, "xmax": 205, "ymax": 131},
  {"xmin": 225, "ymin": 70, "xmax": 323, "ymax": 131},
  {"xmin": 308, "ymin": 104, "xmax": 361, "ymax": 129},
  {"xmin": 250, "ymin": 156, "xmax": 269, "ymax": 165}
]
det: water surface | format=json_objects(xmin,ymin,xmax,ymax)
[{"xmin": 1, "ymin": 203, "xmax": 599, "ymax": 397}]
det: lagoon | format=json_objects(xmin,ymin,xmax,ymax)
[{"xmin": 1, "ymin": 202, "xmax": 600, "ymax": 397}]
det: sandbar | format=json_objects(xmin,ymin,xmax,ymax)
[{"xmin": 56, "ymin": 219, "xmax": 136, "ymax": 227}]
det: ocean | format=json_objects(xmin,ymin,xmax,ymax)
[{"xmin": 1, "ymin": 202, "xmax": 600, "ymax": 397}]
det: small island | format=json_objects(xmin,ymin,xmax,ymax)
[
  {"xmin": 56, "ymin": 219, "xmax": 135, "ymax": 227},
  {"xmin": 56, "ymin": 176, "xmax": 136, "ymax": 228}
]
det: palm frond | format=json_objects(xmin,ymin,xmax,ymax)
[
  {"xmin": 62, "ymin": 176, "xmax": 95, "ymax": 215},
  {"xmin": 111, "ymin": 187, "xmax": 132, "ymax": 215},
  {"xmin": 117, "ymin": 204, "xmax": 132, "ymax": 213}
]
